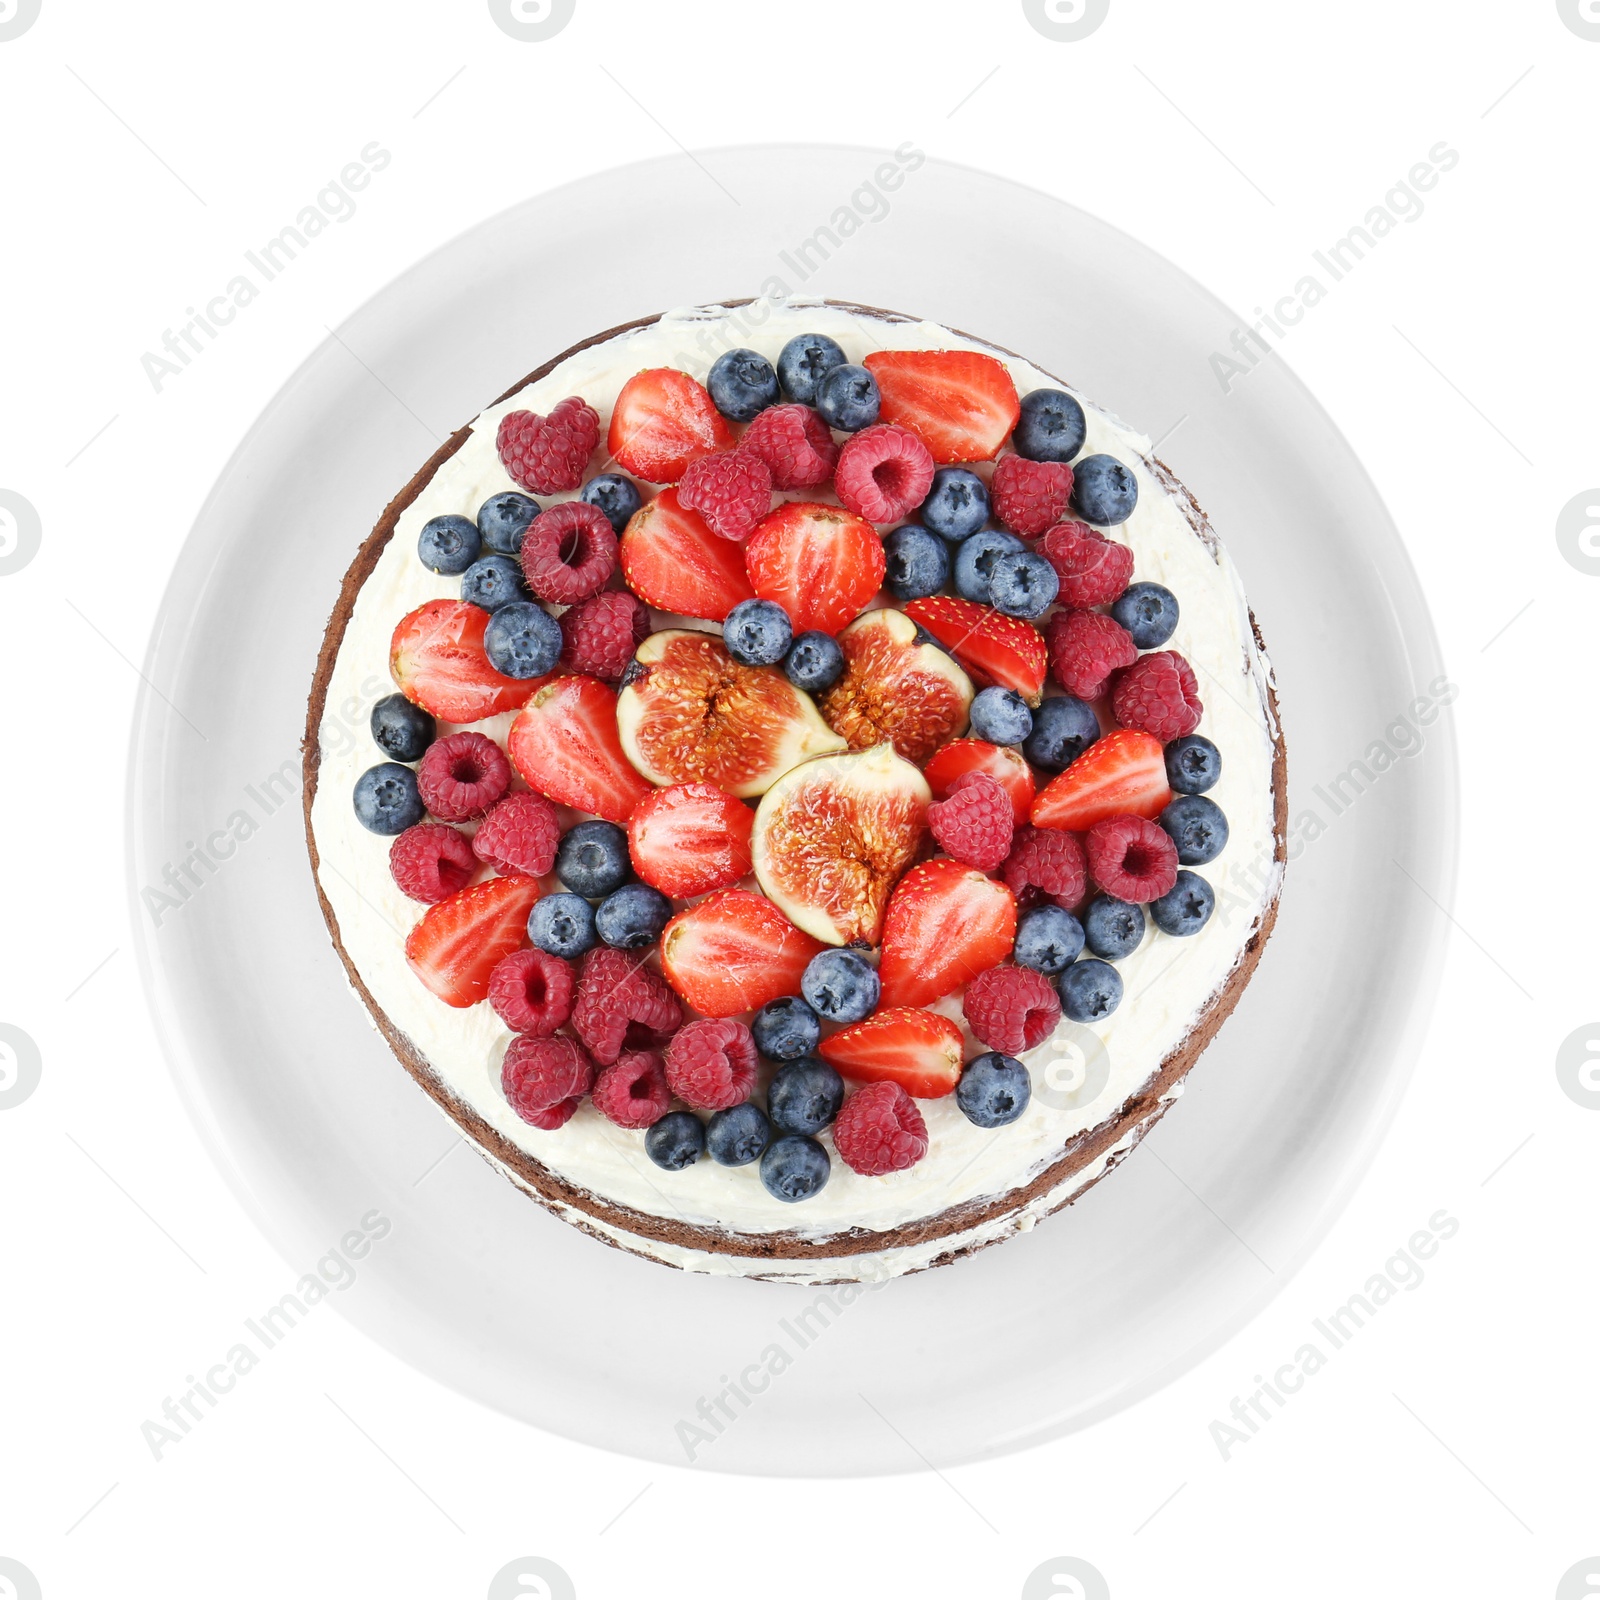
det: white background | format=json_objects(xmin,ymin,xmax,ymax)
[{"xmin": 2, "ymin": 2, "xmax": 1596, "ymax": 1597}]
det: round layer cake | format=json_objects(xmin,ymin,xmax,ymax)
[{"xmin": 304, "ymin": 299, "xmax": 1286, "ymax": 1283}]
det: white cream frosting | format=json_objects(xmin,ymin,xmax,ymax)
[{"xmin": 308, "ymin": 300, "xmax": 1280, "ymax": 1281}]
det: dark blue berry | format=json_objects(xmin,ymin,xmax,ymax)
[
  {"xmin": 1110, "ymin": 581, "xmax": 1179, "ymax": 648},
  {"xmin": 1059, "ymin": 958, "xmax": 1124, "ymax": 1022},
  {"xmin": 708, "ymin": 348, "xmax": 779, "ymax": 422},
  {"xmin": 418, "ymin": 514, "xmax": 481, "ymax": 575},
  {"xmin": 706, "ymin": 1101, "xmax": 772, "ymax": 1166},
  {"xmin": 1014, "ymin": 388, "xmax": 1087, "ymax": 463},
  {"xmin": 759, "ymin": 1134, "xmax": 831, "ymax": 1202},
  {"xmin": 752, "ymin": 996, "xmax": 821, "ymax": 1062},
  {"xmin": 969, "ymin": 685, "xmax": 1034, "ymax": 745},
  {"xmin": 483, "ymin": 601, "xmax": 561, "ymax": 679},
  {"xmin": 1013, "ymin": 905, "xmax": 1085, "ymax": 975},
  {"xmin": 723, "ymin": 599, "xmax": 793, "ymax": 667},
  {"xmin": 1165, "ymin": 735, "xmax": 1222, "ymax": 795},
  {"xmin": 921, "ymin": 467, "xmax": 990, "ymax": 542},
  {"xmin": 1024, "ymin": 696, "xmax": 1099, "ymax": 773},
  {"xmin": 801, "ymin": 948, "xmax": 879, "ymax": 1023},
  {"xmin": 953, "ymin": 529, "xmax": 1023, "ymax": 603},
  {"xmin": 814, "ymin": 363, "xmax": 880, "ymax": 432},
  {"xmin": 646, "ymin": 1110, "xmax": 706, "ymax": 1172},
  {"xmin": 1083, "ymin": 894, "xmax": 1145, "ymax": 960},
  {"xmin": 783, "ymin": 631, "xmax": 844, "ymax": 694},
  {"xmin": 988, "ymin": 550, "xmax": 1059, "ymax": 619},
  {"xmin": 777, "ymin": 333, "xmax": 847, "ymax": 405},
  {"xmin": 352, "ymin": 762, "xmax": 425, "ymax": 834},
  {"xmin": 370, "ymin": 693, "xmax": 434, "ymax": 762},
  {"xmin": 957, "ymin": 1052, "xmax": 1032, "ymax": 1128},
  {"xmin": 1073, "ymin": 455, "xmax": 1139, "ymax": 525},
  {"xmin": 1150, "ymin": 870, "xmax": 1216, "ymax": 937},
  {"xmin": 477, "ymin": 492, "xmax": 540, "ymax": 556},
  {"xmin": 883, "ymin": 525, "xmax": 950, "ymax": 601},
  {"xmin": 595, "ymin": 883, "xmax": 672, "ymax": 949},
  {"xmin": 579, "ymin": 473, "xmax": 642, "ymax": 534},
  {"xmin": 556, "ymin": 821, "xmax": 631, "ymax": 898},
  {"xmin": 766, "ymin": 1058, "xmax": 844, "ymax": 1136},
  {"xmin": 461, "ymin": 554, "xmax": 529, "ymax": 612},
  {"xmin": 527, "ymin": 892, "xmax": 596, "ymax": 959},
  {"xmin": 1160, "ymin": 795, "xmax": 1229, "ymax": 866}
]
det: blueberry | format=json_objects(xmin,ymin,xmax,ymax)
[
  {"xmin": 969, "ymin": 685, "xmax": 1034, "ymax": 746},
  {"xmin": 1024, "ymin": 696, "xmax": 1099, "ymax": 773},
  {"xmin": 1165, "ymin": 735, "xmax": 1222, "ymax": 795},
  {"xmin": 1083, "ymin": 895, "xmax": 1145, "ymax": 960},
  {"xmin": 370, "ymin": 693, "xmax": 434, "ymax": 762},
  {"xmin": 1150, "ymin": 870, "xmax": 1216, "ymax": 937},
  {"xmin": 556, "ymin": 821, "xmax": 632, "ymax": 898},
  {"xmin": 988, "ymin": 550, "xmax": 1060, "ymax": 619},
  {"xmin": 1014, "ymin": 388, "xmax": 1087, "ymax": 463},
  {"xmin": 883, "ymin": 525, "xmax": 950, "ymax": 601},
  {"xmin": 953, "ymin": 529, "xmax": 1024, "ymax": 603},
  {"xmin": 957, "ymin": 1052, "xmax": 1032, "ymax": 1128},
  {"xmin": 527, "ymin": 892, "xmax": 597, "ymax": 959},
  {"xmin": 484, "ymin": 601, "xmax": 561, "ymax": 679},
  {"xmin": 477, "ymin": 492, "xmax": 540, "ymax": 556},
  {"xmin": 783, "ymin": 630, "xmax": 844, "ymax": 693},
  {"xmin": 646, "ymin": 1110, "xmax": 706, "ymax": 1172},
  {"xmin": 777, "ymin": 333, "xmax": 847, "ymax": 405},
  {"xmin": 595, "ymin": 882, "xmax": 672, "ymax": 949},
  {"xmin": 920, "ymin": 467, "xmax": 990, "ymax": 542},
  {"xmin": 801, "ymin": 948, "xmax": 879, "ymax": 1023},
  {"xmin": 1110, "ymin": 581, "xmax": 1179, "ymax": 648},
  {"xmin": 1160, "ymin": 795, "xmax": 1229, "ymax": 866},
  {"xmin": 461, "ymin": 554, "xmax": 529, "ymax": 612},
  {"xmin": 723, "ymin": 599, "xmax": 793, "ymax": 667},
  {"xmin": 352, "ymin": 762, "xmax": 425, "ymax": 834},
  {"xmin": 1073, "ymin": 455, "xmax": 1139, "ymax": 525},
  {"xmin": 708, "ymin": 348, "xmax": 780, "ymax": 422},
  {"xmin": 767, "ymin": 1057, "xmax": 845, "ymax": 1136},
  {"xmin": 1013, "ymin": 905, "xmax": 1085, "ymax": 975},
  {"xmin": 1059, "ymin": 958, "xmax": 1124, "ymax": 1022},
  {"xmin": 815, "ymin": 363, "xmax": 880, "ymax": 432},
  {"xmin": 579, "ymin": 473, "xmax": 642, "ymax": 535},
  {"xmin": 759, "ymin": 1134, "xmax": 831, "ymax": 1202},
  {"xmin": 417, "ymin": 514, "xmax": 481, "ymax": 575},
  {"xmin": 706, "ymin": 1101, "xmax": 772, "ymax": 1166},
  {"xmin": 752, "ymin": 996, "xmax": 821, "ymax": 1062}
]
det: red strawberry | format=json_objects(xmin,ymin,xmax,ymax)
[
  {"xmin": 902, "ymin": 595, "xmax": 1047, "ymax": 704},
  {"xmin": 862, "ymin": 349, "xmax": 1020, "ymax": 464},
  {"xmin": 607, "ymin": 369, "xmax": 734, "ymax": 483},
  {"xmin": 818, "ymin": 1008, "xmax": 964, "ymax": 1099},
  {"xmin": 390, "ymin": 599, "xmax": 540, "ymax": 723},
  {"xmin": 627, "ymin": 782, "xmax": 754, "ymax": 899},
  {"xmin": 507, "ymin": 675, "xmax": 653, "ymax": 823},
  {"xmin": 659, "ymin": 889, "xmax": 824, "ymax": 1018},
  {"xmin": 677, "ymin": 449, "xmax": 773, "ymax": 541},
  {"xmin": 619, "ymin": 487, "xmax": 756, "ymax": 622},
  {"xmin": 877, "ymin": 858, "xmax": 1017, "ymax": 1010},
  {"xmin": 1031, "ymin": 728, "xmax": 1172, "ymax": 832},
  {"xmin": 924, "ymin": 739, "xmax": 1035, "ymax": 826},
  {"xmin": 744, "ymin": 502, "xmax": 886, "ymax": 636},
  {"xmin": 404, "ymin": 875, "xmax": 540, "ymax": 1008}
]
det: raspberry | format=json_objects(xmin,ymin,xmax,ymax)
[
  {"xmin": 926, "ymin": 772, "xmax": 1014, "ymax": 872},
  {"xmin": 591, "ymin": 1049, "xmax": 673, "ymax": 1129},
  {"xmin": 501, "ymin": 1035, "xmax": 594, "ymax": 1124},
  {"xmin": 416, "ymin": 732, "xmax": 511, "ymax": 822},
  {"xmin": 833, "ymin": 424, "xmax": 936, "ymax": 524},
  {"xmin": 488, "ymin": 948, "xmax": 574, "ymax": 1036},
  {"xmin": 832, "ymin": 1081, "xmax": 928, "ymax": 1176},
  {"xmin": 1001, "ymin": 824, "xmax": 1088, "ymax": 906},
  {"xmin": 520, "ymin": 501, "xmax": 618, "ymax": 604},
  {"xmin": 1086, "ymin": 813, "xmax": 1179, "ymax": 903},
  {"xmin": 496, "ymin": 396, "xmax": 600, "ymax": 496},
  {"xmin": 472, "ymin": 792, "xmax": 560, "ymax": 877},
  {"xmin": 558, "ymin": 590, "xmax": 652, "ymax": 681},
  {"xmin": 664, "ymin": 1018, "xmax": 757, "ymax": 1110},
  {"xmin": 991, "ymin": 455, "xmax": 1074, "ymax": 536},
  {"xmin": 571, "ymin": 946, "xmax": 682, "ymax": 1065},
  {"xmin": 1112, "ymin": 650, "xmax": 1203, "ymax": 740},
  {"xmin": 389, "ymin": 823, "xmax": 477, "ymax": 903},
  {"xmin": 963, "ymin": 964, "xmax": 1061, "ymax": 1054},
  {"xmin": 1037, "ymin": 522, "xmax": 1134, "ymax": 607},
  {"xmin": 677, "ymin": 449, "xmax": 773, "ymax": 541},
  {"xmin": 740, "ymin": 404, "xmax": 839, "ymax": 489},
  {"xmin": 1046, "ymin": 608, "xmax": 1138, "ymax": 699},
  {"xmin": 521, "ymin": 1096, "xmax": 580, "ymax": 1131}
]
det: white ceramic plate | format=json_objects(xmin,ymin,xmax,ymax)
[{"xmin": 127, "ymin": 146, "xmax": 1456, "ymax": 1475}]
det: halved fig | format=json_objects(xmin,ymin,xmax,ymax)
[
  {"xmin": 818, "ymin": 608, "xmax": 974, "ymax": 766},
  {"xmin": 616, "ymin": 629, "xmax": 845, "ymax": 798},
  {"xmin": 750, "ymin": 742, "xmax": 930, "ymax": 947}
]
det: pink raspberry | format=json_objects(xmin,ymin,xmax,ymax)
[
  {"xmin": 496, "ymin": 396, "xmax": 600, "ymax": 495},
  {"xmin": 664, "ymin": 1018, "xmax": 757, "ymax": 1111},
  {"xmin": 389, "ymin": 823, "xmax": 477, "ymax": 903},
  {"xmin": 520, "ymin": 501, "xmax": 618, "ymax": 604},
  {"xmin": 832, "ymin": 1082, "xmax": 928, "ymax": 1176},
  {"xmin": 571, "ymin": 947, "xmax": 682, "ymax": 1065},
  {"xmin": 963, "ymin": 965, "xmax": 1061, "ymax": 1054},
  {"xmin": 677, "ymin": 448, "xmax": 773, "ymax": 541},
  {"xmin": 1037, "ymin": 522, "xmax": 1134, "ymax": 607},
  {"xmin": 558, "ymin": 590, "xmax": 652, "ymax": 681},
  {"xmin": 1001, "ymin": 824, "xmax": 1088, "ymax": 907},
  {"xmin": 1086, "ymin": 814, "xmax": 1179, "ymax": 903},
  {"xmin": 472, "ymin": 792, "xmax": 560, "ymax": 877},
  {"xmin": 488, "ymin": 948, "xmax": 574, "ymax": 1036},
  {"xmin": 1112, "ymin": 650, "xmax": 1203, "ymax": 740},
  {"xmin": 740, "ymin": 403, "xmax": 839, "ymax": 488},
  {"xmin": 416, "ymin": 732, "xmax": 511, "ymax": 822},
  {"xmin": 1046, "ymin": 608, "xmax": 1139, "ymax": 700},
  {"xmin": 501, "ymin": 1035, "xmax": 595, "ymax": 1124},
  {"xmin": 591, "ymin": 1049, "xmax": 673, "ymax": 1129},
  {"xmin": 991, "ymin": 455, "xmax": 1074, "ymax": 536},
  {"xmin": 833, "ymin": 424, "xmax": 935, "ymax": 524},
  {"xmin": 521, "ymin": 1095, "xmax": 580, "ymax": 1131},
  {"xmin": 926, "ymin": 772, "xmax": 1014, "ymax": 872}
]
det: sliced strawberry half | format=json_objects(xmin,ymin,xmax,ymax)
[
  {"xmin": 660, "ymin": 889, "xmax": 825, "ymax": 1018},
  {"xmin": 1031, "ymin": 728, "xmax": 1172, "ymax": 832},
  {"xmin": 818, "ymin": 1009, "xmax": 964, "ymax": 1099},
  {"xmin": 862, "ymin": 349, "xmax": 1020, "ymax": 464},
  {"xmin": 743, "ymin": 501, "xmax": 887, "ymax": 637},
  {"xmin": 607, "ymin": 368, "xmax": 734, "ymax": 484},
  {"xmin": 902, "ymin": 595, "xmax": 1047, "ymax": 705},
  {"xmin": 924, "ymin": 739, "xmax": 1036, "ymax": 826},
  {"xmin": 619, "ymin": 487, "xmax": 756, "ymax": 622},
  {"xmin": 404, "ymin": 875, "xmax": 541, "ymax": 1008},
  {"xmin": 877, "ymin": 857, "xmax": 1017, "ymax": 1010},
  {"xmin": 627, "ymin": 782, "xmax": 755, "ymax": 899},
  {"xmin": 507, "ymin": 675, "xmax": 653, "ymax": 823},
  {"xmin": 390, "ymin": 599, "xmax": 541, "ymax": 723}
]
